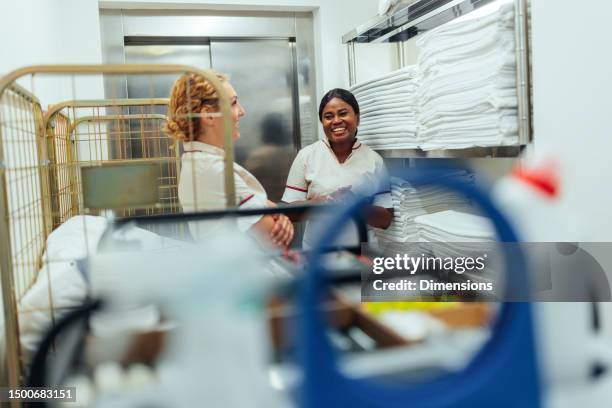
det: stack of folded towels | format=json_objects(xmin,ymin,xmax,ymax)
[
  {"xmin": 349, "ymin": 66, "xmax": 419, "ymax": 149},
  {"xmin": 414, "ymin": 209, "xmax": 495, "ymax": 243},
  {"xmin": 374, "ymin": 170, "xmax": 474, "ymax": 246},
  {"xmin": 413, "ymin": 210, "xmax": 496, "ymax": 267},
  {"xmin": 416, "ymin": 2, "xmax": 519, "ymax": 149}
]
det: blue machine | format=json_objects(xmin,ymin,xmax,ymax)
[{"xmin": 299, "ymin": 167, "xmax": 542, "ymax": 407}]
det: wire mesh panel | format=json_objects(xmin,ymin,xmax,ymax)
[
  {"xmin": 0, "ymin": 86, "xmax": 47, "ymax": 298},
  {"xmin": 0, "ymin": 65, "xmax": 235, "ymax": 395},
  {"xmin": 44, "ymin": 99, "xmax": 178, "ymax": 226},
  {"xmin": 0, "ymin": 85, "xmax": 48, "ymax": 389},
  {"xmin": 45, "ymin": 111, "xmax": 76, "ymax": 230}
]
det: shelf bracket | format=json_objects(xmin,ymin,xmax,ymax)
[{"xmin": 347, "ymin": 42, "xmax": 356, "ymax": 86}]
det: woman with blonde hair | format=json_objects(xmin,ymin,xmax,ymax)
[{"xmin": 165, "ymin": 71, "xmax": 293, "ymax": 248}]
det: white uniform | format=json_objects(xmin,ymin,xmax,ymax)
[
  {"xmin": 282, "ymin": 139, "xmax": 392, "ymax": 248},
  {"xmin": 178, "ymin": 141, "xmax": 267, "ymax": 239}
]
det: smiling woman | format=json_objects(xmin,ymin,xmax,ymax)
[
  {"xmin": 165, "ymin": 72, "xmax": 294, "ymax": 248},
  {"xmin": 282, "ymin": 88, "xmax": 394, "ymax": 248},
  {"xmin": 320, "ymin": 89, "xmax": 361, "ymax": 158}
]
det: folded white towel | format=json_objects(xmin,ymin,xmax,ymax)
[
  {"xmin": 360, "ymin": 134, "xmax": 417, "ymax": 142},
  {"xmin": 414, "ymin": 210, "xmax": 495, "ymax": 240},
  {"xmin": 358, "ymin": 125, "xmax": 417, "ymax": 134},
  {"xmin": 350, "ymin": 66, "xmax": 417, "ymax": 93},
  {"xmin": 361, "ymin": 108, "xmax": 416, "ymax": 117},
  {"xmin": 361, "ymin": 101, "xmax": 417, "ymax": 113},
  {"xmin": 358, "ymin": 95, "xmax": 416, "ymax": 109},
  {"xmin": 416, "ymin": 2, "xmax": 514, "ymax": 51},
  {"xmin": 359, "ymin": 117, "xmax": 417, "ymax": 128},
  {"xmin": 354, "ymin": 81, "xmax": 417, "ymax": 97},
  {"xmin": 374, "ymin": 174, "xmax": 474, "ymax": 245}
]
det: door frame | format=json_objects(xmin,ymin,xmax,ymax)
[{"xmin": 99, "ymin": 9, "xmax": 317, "ymax": 149}]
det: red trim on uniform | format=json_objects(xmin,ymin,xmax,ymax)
[
  {"xmin": 286, "ymin": 185, "xmax": 308, "ymax": 193},
  {"xmin": 239, "ymin": 194, "xmax": 255, "ymax": 206}
]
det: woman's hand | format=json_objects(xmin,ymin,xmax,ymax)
[
  {"xmin": 308, "ymin": 186, "xmax": 353, "ymax": 204},
  {"xmin": 328, "ymin": 186, "xmax": 354, "ymax": 202},
  {"xmin": 308, "ymin": 195, "xmax": 333, "ymax": 204},
  {"xmin": 270, "ymin": 213, "xmax": 294, "ymax": 248}
]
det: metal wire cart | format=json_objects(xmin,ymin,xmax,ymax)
[
  {"xmin": 43, "ymin": 98, "xmax": 179, "ymax": 224},
  {"xmin": 0, "ymin": 65, "xmax": 234, "ymax": 395}
]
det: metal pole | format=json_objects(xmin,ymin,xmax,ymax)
[
  {"xmin": 347, "ymin": 42, "xmax": 356, "ymax": 86},
  {"xmin": 289, "ymin": 40, "xmax": 303, "ymax": 151},
  {"xmin": 396, "ymin": 42, "xmax": 406, "ymax": 68},
  {"xmin": 514, "ymin": 0, "xmax": 532, "ymax": 144}
]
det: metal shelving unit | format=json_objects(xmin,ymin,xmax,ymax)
[
  {"xmin": 343, "ymin": 0, "xmax": 498, "ymax": 44},
  {"xmin": 342, "ymin": 0, "xmax": 532, "ymax": 158}
]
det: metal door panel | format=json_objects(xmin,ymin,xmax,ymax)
[
  {"xmin": 210, "ymin": 39, "xmax": 297, "ymax": 202},
  {"xmin": 121, "ymin": 11, "xmax": 297, "ymax": 38},
  {"xmin": 124, "ymin": 44, "xmax": 212, "ymax": 107}
]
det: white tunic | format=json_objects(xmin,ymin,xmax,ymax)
[
  {"xmin": 178, "ymin": 141, "xmax": 267, "ymax": 239},
  {"xmin": 282, "ymin": 139, "xmax": 392, "ymax": 248}
]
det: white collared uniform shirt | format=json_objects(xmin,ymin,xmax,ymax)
[
  {"xmin": 179, "ymin": 141, "xmax": 267, "ymax": 239},
  {"xmin": 282, "ymin": 139, "xmax": 392, "ymax": 248}
]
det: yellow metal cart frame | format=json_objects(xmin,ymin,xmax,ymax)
[{"xmin": 43, "ymin": 98, "xmax": 177, "ymax": 229}]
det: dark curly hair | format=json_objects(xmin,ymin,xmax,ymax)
[{"xmin": 318, "ymin": 88, "xmax": 360, "ymax": 121}]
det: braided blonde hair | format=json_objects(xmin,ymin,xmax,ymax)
[{"xmin": 164, "ymin": 71, "xmax": 229, "ymax": 142}]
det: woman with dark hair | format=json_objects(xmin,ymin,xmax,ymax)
[{"xmin": 282, "ymin": 88, "xmax": 393, "ymax": 248}]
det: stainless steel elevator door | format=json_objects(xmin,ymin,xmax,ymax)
[
  {"xmin": 124, "ymin": 39, "xmax": 298, "ymax": 202},
  {"xmin": 125, "ymin": 44, "xmax": 212, "ymax": 109},
  {"xmin": 210, "ymin": 39, "xmax": 297, "ymax": 202}
]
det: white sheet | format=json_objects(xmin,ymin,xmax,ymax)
[{"xmin": 11, "ymin": 215, "xmax": 190, "ymax": 356}]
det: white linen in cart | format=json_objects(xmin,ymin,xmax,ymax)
[
  {"xmin": 178, "ymin": 140, "xmax": 267, "ymax": 240},
  {"xmin": 14, "ymin": 216, "xmax": 189, "ymax": 354},
  {"xmin": 19, "ymin": 216, "xmax": 106, "ymax": 352},
  {"xmin": 19, "ymin": 262, "xmax": 87, "ymax": 353}
]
